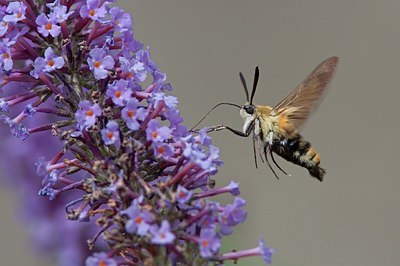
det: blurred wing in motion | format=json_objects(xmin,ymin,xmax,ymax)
[{"xmin": 271, "ymin": 56, "xmax": 338, "ymax": 129}]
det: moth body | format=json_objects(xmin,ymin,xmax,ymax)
[
  {"xmin": 194, "ymin": 56, "xmax": 338, "ymax": 181},
  {"xmin": 241, "ymin": 102, "xmax": 325, "ymax": 181}
]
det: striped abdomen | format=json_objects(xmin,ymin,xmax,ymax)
[{"xmin": 270, "ymin": 133, "xmax": 325, "ymax": 181}]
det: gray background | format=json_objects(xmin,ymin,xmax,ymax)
[{"xmin": 1, "ymin": 1, "xmax": 400, "ymax": 265}]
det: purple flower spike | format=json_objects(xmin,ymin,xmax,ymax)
[
  {"xmin": 87, "ymin": 48, "xmax": 115, "ymax": 80},
  {"xmin": 3, "ymin": 2, "xmax": 27, "ymax": 23},
  {"xmin": 101, "ymin": 121, "xmax": 121, "ymax": 148},
  {"xmin": 0, "ymin": 1, "xmax": 272, "ymax": 264},
  {"xmin": 36, "ymin": 13, "xmax": 61, "ymax": 38},
  {"xmin": 85, "ymin": 252, "xmax": 117, "ymax": 266},
  {"xmin": 151, "ymin": 220, "xmax": 175, "ymax": 245},
  {"xmin": 75, "ymin": 100, "xmax": 102, "ymax": 130},
  {"xmin": 198, "ymin": 228, "xmax": 221, "ymax": 258},
  {"xmin": 146, "ymin": 119, "xmax": 171, "ymax": 142},
  {"xmin": 106, "ymin": 80, "xmax": 132, "ymax": 106}
]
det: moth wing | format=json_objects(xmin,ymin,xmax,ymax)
[{"xmin": 271, "ymin": 56, "xmax": 338, "ymax": 129}]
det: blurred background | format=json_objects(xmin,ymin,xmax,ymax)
[{"xmin": 1, "ymin": 1, "xmax": 400, "ymax": 265}]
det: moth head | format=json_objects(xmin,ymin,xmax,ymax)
[{"xmin": 243, "ymin": 104, "xmax": 255, "ymax": 115}]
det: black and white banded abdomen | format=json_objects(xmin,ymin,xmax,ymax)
[{"xmin": 270, "ymin": 133, "xmax": 325, "ymax": 181}]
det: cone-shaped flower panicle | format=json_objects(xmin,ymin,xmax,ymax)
[{"xmin": 0, "ymin": 1, "xmax": 273, "ymax": 265}]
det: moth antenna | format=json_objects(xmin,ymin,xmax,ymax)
[
  {"xmin": 239, "ymin": 72, "xmax": 249, "ymax": 102},
  {"xmin": 250, "ymin": 66, "xmax": 259, "ymax": 105},
  {"xmin": 189, "ymin": 102, "xmax": 241, "ymax": 132}
]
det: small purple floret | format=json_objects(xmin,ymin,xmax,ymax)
[
  {"xmin": 101, "ymin": 121, "xmax": 121, "ymax": 148},
  {"xmin": 36, "ymin": 13, "xmax": 61, "ymax": 38},
  {"xmin": 3, "ymin": 2, "xmax": 26, "ymax": 23},
  {"xmin": 80, "ymin": 0, "xmax": 108, "ymax": 22},
  {"xmin": 87, "ymin": 47, "xmax": 115, "ymax": 80},
  {"xmin": 259, "ymin": 238, "xmax": 274, "ymax": 264},
  {"xmin": 150, "ymin": 220, "xmax": 175, "ymax": 245},
  {"xmin": 23, "ymin": 104, "xmax": 36, "ymax": 117},
  {"xmin": 198, "ymin": 228, "xmax": 221, "ymax": 258},
  {"xmin": 146, "ymin": 119, "xmax": 171, "ymax": 142},
  {"xmin": 121, "ymin": 99, "xmax": 147, "ymax": 130},
  {"xmin": 106, "ymin": 80, "xmax": 132, "ymax": 106},
  {"xmin": 122, "ymin": 199, "xmax": 153, "ymax": 236},
  {"xmin": 85, "ymin": 252, "xmax": 117, "ymax": 266},
  {"xmin": 75, "ymin": 100, "xmax": 102, "ymax": 130},
  {"xmin": 0, "ymin": 99, "xmax": 9, "ymax": 113},
  {"xmin": 0, "ymin": 45, "xmax": 13, "ymax": 71}
]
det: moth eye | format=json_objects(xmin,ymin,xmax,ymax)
[{"xmin": 244, "ymin": 105, "xmax": 255, "ymax": 114}]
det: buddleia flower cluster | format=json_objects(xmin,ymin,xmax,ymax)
[{"xmin": 0, "ymin": 0, "xmax": 274, "ymax": 265}]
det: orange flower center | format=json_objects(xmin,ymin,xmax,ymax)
[
  {"xmin": 16, "ymin": 13, "xmax": 22, "ymax": 19},
  {"xmin": 114, "ymin": 90, "xmax": 122, "ymax": 97},
  {"xmin": 89, "ymin": 10, "xmax": 95, "ymax": 17},
  {"xmin": 86, "ymin": 110, "xmax": 94, "ymax": 116},
  {"xmin": 160, "ymin": 233, "xmax": 166, "ymax": 239},
  {"xmin": 99, "ymin": 260, "xmax": 107, "ymax": 266},
  {"xmin": 178, "ymin": 191, "xmax": 186, "ymax": 198},
  {"xmin": 94, "ymin": 61, "xmax": 101, "ymax": 68},
  {"xmin": 45, "ymin": 22, "xmax": 52, "ymax": 30},
  {"xmin": 107, "ymin": 132, "xmax": 114, "ymax": 139},
  {"xmin": 2, "ymin": 21, "xmax": 7, "ymax": 27},
  {"xmin": 135, "ymin": 217, "xmax": 143, "ymax": 224},
  {"xmin": 127, "ymin": 110, "xmax": 135, "ymax": 118},
  {"xmin": 152, "ymin": 132, "xmax": 158, "ymax": 138},
  {"xmin": 157, "ymin": 146, "xmax": 165, "ymax": 154},
  {"xmin": 127, "ymin": 72, "xmax": 133, "ymax": 79},
  {"xmin": 202, "ymin": 239, "xmax": 209, "ymax": 247},
  {"xmin": 47, "ymin": 60, "xmax": 54, "ymax": 67},
  {"xmin": 3, "ymin": 53, "xmax": 9, "ymax": 60}
]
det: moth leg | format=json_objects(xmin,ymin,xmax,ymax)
[
  {"xmin": 258, "ymin": 138, "xmax": 265, "ymax": 163},
  {"xmin": 252, "ymin": 132, "xmax": 258, "ymax": 168},
  {"xmin": 269, "ymin": 149, "xmax": 291, "ymax": 176},
  {"xmin": 266, "ymin": 131, "xmax": 274, "ymax": 145},
  {"xmin": 201, "ymin": 124, "xmax": 252, "ymax": 138},
  {"xmin": 190, "ymin": 125, "xmax": 224, "ymax": 134},
  {"xmin": 264, "ymin": 145, "xmax": 279, "ymax": 179}
]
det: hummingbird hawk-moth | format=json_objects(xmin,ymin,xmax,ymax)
[{"xmin": 192, "ymin": 56, "xmax": 338, "ymax": 181}]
